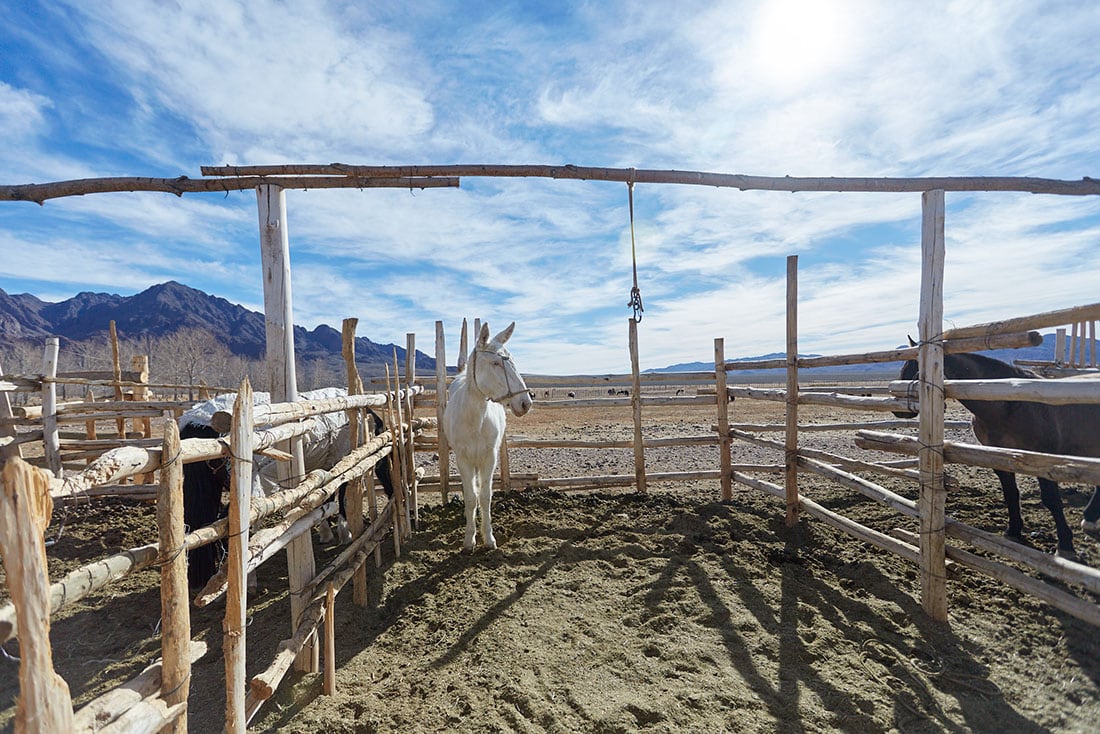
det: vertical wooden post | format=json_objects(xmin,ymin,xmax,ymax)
[
  {"xmin": 224, "ymin": 382, "xmax": 253, "ymax": 733},
  {"xmin": 628, "ymin": 319, "xmax": 646, "ymax": 494},
  {"xmin": 0, "ymin": 359, "xmax": 22, "ymax": 461},
  {"xmin": 714, "ymin": 338, "xmax": 732, "ymax": 501},
  {"xmin": 132, "ymin": 355, "xmax": 151, "ymax": 483},
  {"xmin": 82, "ymin": 389, "xmax": 97, "ymax": 466},
  {"xmin": 498, "ymin": 432, "xmax": 511, "ymax": 491},
  {"xmin": 391, "ymin": 351, "xmax": 412, "ymax": 537},
  {"xmin": 342, "ymin": 319, "xmax": 369, "ymax": 605},
  {"xmin": 784, "ymin": 254, "xmax": 800, "ymax": 527},
  {"xmin": 405, "ymin": 333, "xmax": 419, "ymax": 528},
  {"xmin": 157, "ymin": 417, "xmax": 191, "ymax": 733},
  {"xmin": 434, "ymin": 321, "xmax": 450, "ymax": 503},
  {"xmin": 1055, "ymin": 328, "xmax": 1066, "ymax": 365},
  {"xmin": 385, "ymin": 365, "xmax": 403, "ymax": 558},
  {"xmin": 1071, "ymin": 322, "xmax": 1080, "ymax": 367},
  {"xmin": 109, "ymin": 321, "xmax": 126, "ymax": 441},
  {"xmin": 0, "ymin": 458, "xmax": 74, "ymax": 733},
  {"xmin": 256, "ymin": 183, "xmax": 317, "ymax": 672},
  {"xmin": 41, "ymin": 337, "xmax": 62, "ymax": 477},
  {"xmin": 1090, "ymin": 320, "xmax": 1097, "ymax": 367},
  {"xmin": 918, "ymin": 189, "xmax": 948, "ymax": 623},
  {"xmin": 323, "ymin": 583, "xmax": 336, "ymax": 696}
]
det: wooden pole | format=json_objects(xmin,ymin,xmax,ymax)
[
  {"xmin": 157, "ymin": 417, "xmax": 190, "ymax": 734},
  {"xmin": 1056, "ymin": 327, "xmax": 1066, "ymax": 365},
  {"xmin": 434, "ymin": 320, "xmax": 450, "ymax": 502},
  {"xmin": 628, "ymin": 319, "xmax": 646, "ymax": 493},
  {"xmin": 109, "ymin": 321, "xmax": 126, "ymax": 442},
  {"xmin": 714, "ymin": 338, "xmax": 732, "ymax": 501},
  {"xmin": 457, "ymin": 318, "xmax": 469, "ymax": 373},
  {"xmin": 405, "ymin": 332, "xmax": 419, "ymax": 527},
  {"xmin": 0, "ymin": 359, "xmax": 22, "ymax": 461},
  {"xmin": 256, "ymin": 182, "xmax": 317, "ymax": 673},
  {"xmin": 918, "ymin": 190, "xmax": 948, "ymax": 622},
  {"xmin": 41, "ymin": 337, "xmax": 62, "ymax": 477},
  {"xmin": 0, "ymin": 458, "xmax": 74, "ymax": 732},
  {"xmin": 224, "ymin": 381, "xmax": 253, "ymax": 733},
  {"xmin": 131, "ymin": 355, "xmax": 151, "ymax": 482},
  {"xmin": 323, "ymin": 583, "xmax": 336, "ymax": 696},
  {"xmin": 784, "ymin": 254, "xmax": 799, "ymax": 526},
  {"xmin": 342, "ymin": 318, "xmax": 370, "ymax": 606}
]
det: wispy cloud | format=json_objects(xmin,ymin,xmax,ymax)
[{"xmin": 1, "ymin": 0, "xmax": 1099, "ymax": 374}]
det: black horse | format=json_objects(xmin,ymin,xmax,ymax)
[
  {"xmin": 895, "ymin": 351, "xmax": 1100, "ymax": 559},
  {"xmin": 180, "ymin": 402, "xmax": 393, "ymax": 588}
]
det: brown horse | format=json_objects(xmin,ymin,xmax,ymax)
[{"xmin": 896, "ymin": 351, "xmax": 1100, "ymax": 559}]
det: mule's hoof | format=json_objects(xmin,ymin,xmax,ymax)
[
  {"xmin": 485, "ymin": 538, "xmax": 498, "ymax": 551},
  {"xmin": 1055, "ymin": 548, "xmax": 1079, "ymax": 562},
  {"xmin": 1082, "ymin": 518, "xmax": 1100, "ymax": 534},
  {"xmin": 1004, "ymin": 531, "xmax": 1026, "ymax": 545}
]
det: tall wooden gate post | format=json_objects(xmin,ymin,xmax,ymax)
[
  {"xmin": 434, "ymin": 321, "xmax": 450, "ymax": 502},
  {"xmin": 223, "ymin": 381, "xmax": 253, "ymax": 732},
  {"xmin": 918, "ymin": 190, "xmax": 948, "ymax": 622},
  {"xmin": 41, "ymin": 337, "xmax": 61, "ymax": 477},
  {"xmin": 785, "ymin": 255, "xmax": 800, "ymax": 526},
  {"xmin": 157, "ymin": 417, "xmax": 190, "ymax": 734},
  {"xmin": 256, "ymin": 183, "xmax": 318, "ymax": 672},
  {"xmin": 714, "ymin": 338, "xmax": 732, "ymax": 501},
  {"xmin": 628, "ymin": 319, "xmax": 646, "ymax": 493}
]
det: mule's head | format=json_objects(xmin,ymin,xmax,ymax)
[{"xmin": 473, "ymin": 321, "xmax": 533, "ymax": 417}]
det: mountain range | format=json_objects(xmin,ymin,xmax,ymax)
[
  {"xmin": 0, "ymin": 281, "xmax": 436, "ymax": 370},
  {"xmin": 652, "ymin": 337, "xmax": 1062, "ymax": 376}
]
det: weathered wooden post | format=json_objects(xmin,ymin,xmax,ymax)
[
  {"xmin": 0, "ymin": 458, "xmax": 74, "ymax": 732},
  {"xmin": 785, "ymin": 254, "xmax": 800, "ymax": 526},
  {"xmin": 0, "ymin": 359, "xmax": 23, "ymax": 461},
  {"xmin": 157, "ymin": 415, "xmax": 191, "ymax": 733},
  {"xmin": 41, "ymin": 337, "xmax": 62, "ymax": 477},
  {"xmin": 405, "ymin": 332, "xmax": 419, "ymax": 525},
  {"xmin": 435, "ymin": 320, "xmax": 450, "ymax": 502},
  {"xmin": 628, "ymin": 319, "xmax": 646, "ymax": 493},
  {"xmin": 256, "ymin": 182, "xmax": 318, "ymax": 672},
  {"xmin": 714, "ymin": 338, "xmax": 732, "ymax": 501},
  {"xmin": 918, "ymin": 189, "xmax": 948, "ymax": 622},
  {"xmin": 342, "ymin": 318, "xmax": 371, "ymax": 605},
  {"xmin": 224, "ymin": 381, "xmax": 253, "ymax": 732}
]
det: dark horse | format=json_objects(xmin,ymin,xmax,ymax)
[
  {"xmin": 896, "ymin": 351, "xmax": 1100, "ymax": 559},
  {"xmin": 180, "ymin": 398, "xmax": 393, "ymax": 588}
]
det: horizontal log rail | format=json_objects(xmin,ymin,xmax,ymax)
[
  {"xmin": 726, "ymin": 330, "xmax": 1043, "ymax": 371},
  {"xmin": 888, "ymin": 376, "xmax": 1100, "ymax": 405},
  {"xmin": 855, "ymin": 430, "xmax": 1100, "ymax": 485},
  {"xmin": 943, "ymin": 302, "xmax": 1100, "ymax": 341},
  {"xmin": 0, "ymin": 175, "xmax": 458, "ymax": 204},
  {"xmin": 199, "ymin": 163, "xmax": 1100, "ymax": 196}
]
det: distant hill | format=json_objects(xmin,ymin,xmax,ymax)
[
  {"xmin": 0, "ymin": 281, "xmax": 435, "ymax": 371},
  {"xmin": 650, "ymin": 336, "xmax": 1061, "ymax": 378}
]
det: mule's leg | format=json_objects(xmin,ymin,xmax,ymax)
[
  {"xmin": 1038, "ymin": 477, "xmax": 1077, "ymax": 558},
  {"xmin": 994, "ymin": 469, "xmax": 1025, "ymax": 542},
  {"xmin": 477, "ymin": 462, "xmax": 497, "ymax": 550},
  {"xmin": 458, "ymin": 459, "xmax": 479, "ymax": 550},
  {"xmin": 1082, "ymin": 485, "xmax": 1100, "ymax": 534}
]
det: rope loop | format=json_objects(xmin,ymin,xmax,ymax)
[{"xmin": 627, "ymin": 178, "xmax": 644, "ymax": 323}]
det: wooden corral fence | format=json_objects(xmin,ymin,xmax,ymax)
[
  {"xmin": 4, "ymin": 166, "xmax": 1100, "ymax": 730},
  {"xmin": 0, "ymin": 325, "xmax": 430, "ymax": 732},
  {"xmin": 418, "ymin": 292, "xmax": 1100, "ymax": 634}
]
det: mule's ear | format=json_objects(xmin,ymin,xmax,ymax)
[
  {"xmin": 908, "ymin": 335, "xmax": 917, "ymax": 347},
  {"xmin": 477, "ymin": 322, "xmax": 491, "ymax": 347},
  {"xmin": 492, "ymin": 321, "xmax": 516, "ymax": 345}
]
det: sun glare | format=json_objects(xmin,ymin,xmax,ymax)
[{"xmin": 749, "ymin": 0, "xmax": 853, "ymax": 91}]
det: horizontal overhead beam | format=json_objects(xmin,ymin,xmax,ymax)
[
  {"xmin": 0, "ymin": 176, "xmax": 459, "ymax": 204},
  {"xmin": 200, "ymin": 163, "xmax": 1100, "ymax": 195}
]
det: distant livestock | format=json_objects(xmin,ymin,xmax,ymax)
[{"xmin": 179, "ymin": 387, "xmax": 393, "ymax": 587}]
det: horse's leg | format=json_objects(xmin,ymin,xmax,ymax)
[
  {"xmin": 459, "ymin": 459, "xmax": 479, "ymax": 551},
  {"xmin": 1038, "ymin": 477, "xmax": 1077, "ymax": 558},
  {"xmin": 1082, "ymin": 486, "xmax": 1100, "ymax": 534},
  {"xmin": 477, "ymin": 460, "xmax": 497, "ymax": 550},
  {"xmin": 994, "ymin": 469, "xmax": 1025, "ymax": 542}
]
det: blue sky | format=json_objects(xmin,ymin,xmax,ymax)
[{"xmin": 2, "ymin": 1, "xmax": 1099, "ymax": 374}]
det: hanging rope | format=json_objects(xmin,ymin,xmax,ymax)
[{"xmin": 627, "ymin": 172, "xmax": 644, "ymax": 323}]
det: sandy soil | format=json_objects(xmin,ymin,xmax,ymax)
[{"xmin": 2, "ymin": 392, "xmax": 1099, "ymax": 733}]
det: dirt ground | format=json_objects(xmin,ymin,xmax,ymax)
[{"xmin": 2, "ymin": 389, "xmax": 1099, "ymax": 733}]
